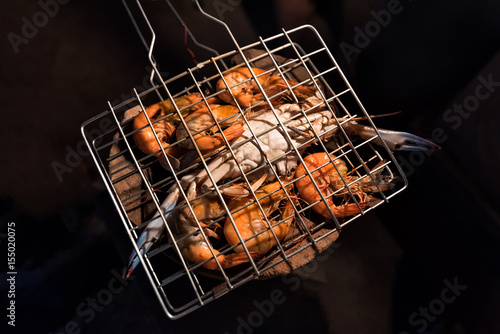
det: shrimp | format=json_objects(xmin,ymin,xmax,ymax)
[
  {"xmin": 167, "ymin": 190, "xmax": 255, "ymax": 270},
  {"xmin": 294, "ymin": 152, "xmax": 391, "ymax": 219},
  {"xmin": 224, "ymin": 178, "xmax": 295, "ymax": 257},
  {"xmin": 215, "ymin": 67, "xmax": 316, "ymax": 108},
  {"xmin": 165, "ymin": 175, "xmax": 274, "ymax": 270},
  {"xmin": 132, "ymin": 93, "xmax": 218, "ymax": 170},
  {"xmin": 175, "ymin": 104, "xmax": 245, "ymax": 151},
  {"xmin": 169, "ymin": 223, "xmax": 258, "ymax": 271}
]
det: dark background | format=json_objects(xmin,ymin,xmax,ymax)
[{"xmin": 2, "ymin": 0, "xmax": 500, "ymax": 333}]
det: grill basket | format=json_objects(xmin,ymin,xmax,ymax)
[{"xmin": 81, "ymin": 0, "xmax": 408, "ymax": 319}]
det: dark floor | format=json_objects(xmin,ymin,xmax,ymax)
[{"xmin": 2, "ymin": 0, "xmax": 500, "ymax": 333}]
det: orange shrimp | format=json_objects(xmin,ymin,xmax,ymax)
[
  {"xmin": 215, "ymin": 67, "xmax": 316, "ymax": 108},
  {"xmin": 132, "ymin": 93, "xmax": 218, "ymax": 159},
  {"xmin": 295, "ymin": 152, "xmax": 383, "ymax": 219},
  {"xmin": 224, "ymin": 178, "xmax": 295, "ymax": 257},
  {"xmin": 168, "ymin": 197, "xmax": 256, "ymax": 271},
  {"xmin": 167, "ymin": 177, "xmax": 267, "ymax": 270},
  {"xmin": 175, "ymin": 104, "xmax": 245, "ymax": 151}
]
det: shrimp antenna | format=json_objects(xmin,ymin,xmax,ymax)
[{"xmin": 350, "ymin": 111, "xmax": 402, "ymax": 122}]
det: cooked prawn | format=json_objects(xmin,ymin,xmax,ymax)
[
  {"xmin": 166, "ymin": 176, "xmax": 270, "ymax": 270},
  {"xmin": 175, "ymin": 104, "xmax": 245, "ymax": 151},
  {"xmin": 215, "ymin": 67, "xmax": 316, "ymax": 108},
  {"xmin": 295, "ymin": 152, "xmax": 391, "ymax": 219},
  {"xmin": 132, "ymin": 93, "xmax": 218, "ymax": 169},
  {"xmin": 224, "ymin": 178, "xmax": 295, "ymax": 257}
]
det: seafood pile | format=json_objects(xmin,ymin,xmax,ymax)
[{"xmin": 124, "ymin": 66, "xmax": 439, "ymax": 278}]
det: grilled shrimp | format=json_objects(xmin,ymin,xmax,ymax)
[
  {"xmin": 165, "ymin": 174, "xmax": 274, "ymax": 270},
  {"xmin": 224, "ymin": 177, "xmax": 295, "ymax": 257},
  {"xmin": 215, "ymin": 67, "xmax": 316, "ymax": 108},
  {"xmin": 294, "ymin": 152, "xmax": 392, "ymax": 219},
  {"xmin": 175, "ymin": 104, "xmax": 245, "ymax": 151},
  {"xmin": 132, "ymin": 93, "xmax": 218, "ymax": 170},
  {"xmin": 166, "ymin": 182, "xmax": 260, "ymax": 270}
]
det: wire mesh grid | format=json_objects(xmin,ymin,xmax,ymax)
[{"xmin": 81, "ymin": 0, "xmax": 408, "ymax": 319}]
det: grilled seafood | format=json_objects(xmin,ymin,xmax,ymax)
[
  {"xmin": 173, "ymin": 174, "xmax": 267, "ymax": 228},
  {"xmin": 132, "ymin": 93, "xmax": 218, "ymax": 170},
  {"xmin": 123, "ymin": 175, "xmax": 267, "ymax": 276},
  {"xmin": 216, "ymin": 67, "xmax": 316, "ymax": 108},
  {"xmin": 295, "ymin": 152, "xmax": 391, "ymax": 219},
  {"xmin": 168, "ymin": 176, "xmax": 295, "ymax": 271},
  {"xmin": 125, "ymin": 78, "xmax": 440, "ymax": 278},
  {"xmin": 167, "ymin": 175, "xmax": 270, "ymax": 270},
  {"xmin": 165, "ymin": 182, "xmax": 261, "ymax": 270},
  {"xmin": 180, "ymin": 101, "xmax": 322, "ymax": 192},
  {"xmin": 175, "ymin": 104, "xmax": 244, "ymax": 151},
  {"xmin": 224, "ymin": 177, "xmax": 295, "ymax": 257}
]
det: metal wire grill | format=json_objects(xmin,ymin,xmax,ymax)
[{"xmin": 81, "ymin": 0, "xmax": 408, "ymax": 319}]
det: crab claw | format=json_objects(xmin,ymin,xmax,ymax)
[
  {"xmin": 346, "ymin": 123, "xmax": 441, "ymax": 152},
  {"xmin": 123, "ymin": 187, "xmax": 180, "ymax": 279},
  {"xmin": 123, "ymin": 216, "xmax": 164, "ymax": 279}
]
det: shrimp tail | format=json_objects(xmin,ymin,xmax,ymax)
[
  {"xmin": 221, "ymin": 121, "xmax": 245, "ymax": 142},
  {"xmin": 185, "ymin": 244, "xmax": 259, "ymax": 270},
  {"xmin": 219, "ymin": 251, "xmax": 260, "ymax": 269},
  {"xmin": 328, "ymin": 195, "xmax": 384, "ymax": 219},
  {"xmin": 358, "ymin": 162, "xmax": 396, "ymax": 194},
  {"xmin": 330, "ymin": 201, "xmax": 368, "ymax": 217}
]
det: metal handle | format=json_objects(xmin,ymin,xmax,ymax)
[{"xmin": 121, "ymin": 0, "xmax": 225, "ymax": 96}]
